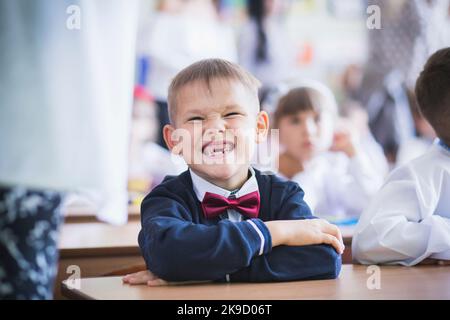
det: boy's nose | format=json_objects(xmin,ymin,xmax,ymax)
[
  {"xmin": 202, "ymin": 118, "xmax": 228, "ymax": 143},
  {"xmin": 204, "ymin": 117, "xmax": 226, "ymax": 133}
]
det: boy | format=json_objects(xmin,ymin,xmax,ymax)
[
  {"xmin": 353, "ymin": 48, "xmax": 450, "ymax": 266},
  {"xmin": 123, "ymin": 59, "xmax": 343, "ymax": 285}
]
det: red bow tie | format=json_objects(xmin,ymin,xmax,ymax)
[{"xmin": 201, "ymin": 191, "xmax": 260, "ymax": 220}]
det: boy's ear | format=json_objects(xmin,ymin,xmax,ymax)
[
  {"xmin": 162, "ymin": 124, "xmax": 177, "ymax": 151},
  {"xmin": 255, "ymin": 111, "xmax": 269, "ymax": 143}
]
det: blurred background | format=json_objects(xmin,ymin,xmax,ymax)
[
  {"xmin": 131, "ymin": 0, "xmax": 450, "ymax": 196},
  {"xmin": 0, "ymin": 0, "xmax": 449, "ymax": 299}
]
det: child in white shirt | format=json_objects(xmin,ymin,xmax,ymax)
[
  {"xmin": 353, "ymin": 48, "xmax": 450, "ymax": 266},
  {"xmin": 273, "ymin": 83, "xmax": 386, "ymax": 222}
]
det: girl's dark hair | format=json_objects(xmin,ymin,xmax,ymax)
[
  {"xmin": 247, "ymin": 0, "xmax": 268, "ymax": 63},
  {"xmin": 273, "ymin": 87, "xmax": 326, "ymax": 128}
]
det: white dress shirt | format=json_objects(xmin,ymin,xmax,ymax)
[
  {"xmin": 189, "ymin": 167, "xmax": 266, "ymax": 256},
  {"xmin": 353, "ymin": 140, "xmax": 450, "ymax": 265},
  {"xmin": 396, "ymin": 137, "xmax": 433, "ymax": 166},
  {"xmin": 291, "ymin": 151, "xmax": 384, "ymax": 222}
]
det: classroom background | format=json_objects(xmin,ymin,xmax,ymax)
[
  {"xmin": 0, "ymin": 0, "xmax": 449, "ymax": 300},
  {"xmin": 129, "ymin": 0, "xmax": 449, "ymax": 209}
]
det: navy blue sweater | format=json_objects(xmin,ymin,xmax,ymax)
[{"xmin": 138, "ymin": 169, "xmax": 341, "ymax": 282}]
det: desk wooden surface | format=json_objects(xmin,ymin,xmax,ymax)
[
  {"xmin": 63, "ymin": 204, "xmax": 140, "ymax": 223},
  {"xmin": 55, "ymin": 221, "xmax": 355, "ymax": 298},
  {"xmin": 62, "ymin": 264, "xmax": 450, "ymax": 300},
  {"xmin": 58, "ymin": 221, "xmax": 141, "ymax": 257},
  {"xmin": 58, "ymin": 221, "xmax": 354, "ymax": 258},
  {"xmin": 55, "ymin": 221, "xmax": 144, "ymax": 299}
]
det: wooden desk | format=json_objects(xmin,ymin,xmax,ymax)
[
  {"xmin": 62, "ymin": 264, "xmax": 450, "ymax": 300},
  {"xmin": 55, "ymin": 221, "xmax": 355, "ymax": 298},
  {"xmin": 339, "ymin": 225, "xmax": 355, "ymax": 264},
  {"xmin": 58, "ymin": 221, "xmax": 141, "ymax": 255},
  {"xmin": 63, "ymin": 204, "xmax": 140, "ymax": 223},
  {"xmin": 55, "ymin": 221, "xmax": 145, "ymax": 299}
]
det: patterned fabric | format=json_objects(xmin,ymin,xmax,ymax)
[
  {"xmin": 364, "ymin": 0, "xmax": 437, "ymax": 90},
  {"xmin": 0, "ymin": 186, "xmax": 62, "ymax": 299}
]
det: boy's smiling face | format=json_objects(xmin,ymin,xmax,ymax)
[{"xmin": 163, "ymin": 78, "xmax": 268, "ymax": 190}]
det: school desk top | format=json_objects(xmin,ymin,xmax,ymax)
[
  {"xmin": 58, "ymin": 221, "xmax": 141, "ymax": 258},
  {"xmin": 63, "ymin": 204, "xmax": 140, "ymax": 223},
  {"xmin": 61, "ymin": 264, "xmax": 450, "ymax": 300},
  {"xmin": 58, "ymin": 221, "xmax": 354, "ymax": 258}
]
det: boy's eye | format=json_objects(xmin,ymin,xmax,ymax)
[
  {"xmin": 290, "ymin": 118, "xmax": 300, "ymax": 125},
  {"xmin": 224, "ymin": 112, "xmax": 241, "ymax": 118},
  {"xmin": 188, "ymin": 116, "xmax": 203, "ymax": 122}
]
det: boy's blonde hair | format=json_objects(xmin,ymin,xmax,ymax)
[{"xmin": 167, "ymin": 59, "xmax": 261, "ymax": 124}]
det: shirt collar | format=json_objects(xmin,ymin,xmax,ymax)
[{"xmin": 189, "ymin": 167, "xmax": 259, "ymax": 202}]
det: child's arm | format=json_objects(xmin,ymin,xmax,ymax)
[
  {"xmin": 138, "ymin": 184, "xmax": 342, "ymax": 282},
  {"xmin": 226, "ymin": 183, "xmax": 343, "ymax": 282},
  {"xmin": 353, "ymin": 166, "xmax": 450, "ymax": 266},
  {"xmin": 329, "ymin": 129, "xmax": 385, "ymax": 215},
  {"xmin": 228, "ymin": 244, "xmax": 341, "ymax": 282}
]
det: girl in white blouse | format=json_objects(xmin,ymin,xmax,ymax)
[{"xmin": 273, "ymin": 83, "xmax": 387, "ymax": 223}]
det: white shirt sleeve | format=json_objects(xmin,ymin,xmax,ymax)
[
  {"xmin": 325, "ymin": 151, "xmax": 384, "ymax": 217},
  {"xmin": 352, "ymin": 164, "xmax": 450, "ymax": 266},
  {"xmin": 347, "ymin": 151, "xmax": 385, "ymax": 193}
]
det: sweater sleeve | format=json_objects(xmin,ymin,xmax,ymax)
[
  {"xmin": 229, "ymin": 182, "xmax": 342, "ymax": 282},
  {"xmin": 138, "ymin": 187, "xmax": 272, "ymax": 282}
]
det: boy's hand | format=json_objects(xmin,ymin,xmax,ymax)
[
  {"xmin": 265, "ymin": 219, "xmax": 345, "ymax": 254},
  {"xmin": 122, "ymin": 270, "xmax": 168, "ymax": 286}
]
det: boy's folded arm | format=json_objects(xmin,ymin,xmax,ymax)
[
  {"xmin": 228, "ymin": 182, "xmax": 342, "ymax": 282},
  {"xmin": 353, "ymin": 168, "xmax": 450, "ymax": 266},
  {"xmin": 138, "ymin": 195, "xmax": 272, "ymax": 282},
  {"xmin": 229, "ymin": 244, "xmax": 341, "ymax": 282}
]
